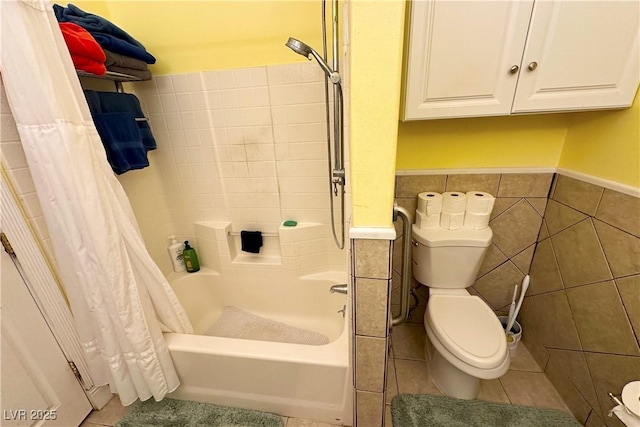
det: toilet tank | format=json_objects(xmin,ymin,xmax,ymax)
[{"xmin": 412, "ymin": 225, "xmax": 492, "ymax": 288}]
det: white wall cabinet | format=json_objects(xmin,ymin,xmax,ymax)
[{"xmin": 402, "ymin": 0, "xmax": 640, "ymax": 121}]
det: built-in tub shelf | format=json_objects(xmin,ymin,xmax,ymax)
[{"xmin": 194, "ymin": 221, "xmax": 328, "ymax": 270}]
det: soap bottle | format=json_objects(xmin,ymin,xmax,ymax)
[
  {"xmin": 182, "ymin": 241, "xmax": 200, "ymax": 273},
  {"xmin": 167, "ymin": 236, "xmax": 185, "ymax": 272}
]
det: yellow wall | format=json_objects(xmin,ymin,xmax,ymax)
[
  {"xmin": 396, "ymin": 114, "xmax": 569, "ymax": 170},
  {"xmin": 81, "ymin": 1, "xmax": 324, "ymax": 74},
  {"xmin": 559, "ymin": 89, "xmax": 640, "ymax": 188},
  {"xmin": 349, "ymin": 0, "xmax": 406, "ymax": 228}
]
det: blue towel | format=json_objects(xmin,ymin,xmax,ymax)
[
  {"xmin": 53, "ymin": 3, "xmax": 145, "ymax": 49},
  {"xmin": 93, "ymin": 91, "xmax": 156, "ymax": 150},
  {"xmin": 84, "ymin": 90, "xmax": 155, "ymax": 174},
  {"xmin": 91, "ymin": 32, "xmax": 156, "ymax": 64},
  {"xmin": 92, "ymin": 113, "xmax": 149, "ymax": 174}
]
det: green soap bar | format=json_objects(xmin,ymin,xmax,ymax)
[{"xmin": 283, "ymin": 220, "xmax": 298, "ymax": 227}]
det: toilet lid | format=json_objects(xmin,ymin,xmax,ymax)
[{"xmin": 427, "ymin": 295, "xmax": 507, "ymax": 369}]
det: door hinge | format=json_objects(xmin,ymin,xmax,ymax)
[
  {"xmin": 68, "ymin": 361, "xmax": 83, "ymax": 385},
  {"xmin": 1, "ymin": 233, "xmax": 15, "ymax": 255}
]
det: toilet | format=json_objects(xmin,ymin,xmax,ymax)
[{"xmin": 412, "ymin": 225, "xmax": 510, "ymax": 400}]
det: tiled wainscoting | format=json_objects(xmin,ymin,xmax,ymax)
[
  {"xmin": 351, "ymin": 238, "xmax": 394, "ymax": 427},
  {"xmin": 521, "ymin": 175, "xmax": 640, "ymax": 427},
  {"xmin": 391, "ymin": 171, "xmax": 640, "ymax": 427}
]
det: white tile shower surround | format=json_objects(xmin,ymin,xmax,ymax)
[{"xmin": 127, "ymin": 61, "xmax": 350, "ymax": 275}]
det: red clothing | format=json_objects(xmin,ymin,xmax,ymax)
[{"xmin": 59, "ymin": 22, "xmax": 106, "ymax": 75}]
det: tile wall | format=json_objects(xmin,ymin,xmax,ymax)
[
  {"xmin": 352, "ymin": 238, "xmax": 394, "ymax": 427},
  {"xmin": 521, "ymin": 174, "xmax": 640, "ymax": 427},
  {"xmin": 128, "ymin": 61, "xmax": 348, "ymax": 275}
]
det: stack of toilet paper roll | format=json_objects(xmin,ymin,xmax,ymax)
[
  {"xmin": 463, "ymin": 191, "xmax": 496, "ymax": 230},
  {"xmin": 415, "ymin": 192, "xmax": 443, "ymax": 229},
  {"xmin": 414, "ymin": 191, "xmax": 496, "ymax": 230}
]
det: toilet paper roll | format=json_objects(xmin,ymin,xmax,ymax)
[
  {"xmin": 417, "ymin": 192, "xmax": 443, "ymax": 216},
  {"xmin": 415, "ymin": 210, "xmax": 440, "ymax": 229},
  {"xmin": 609, "ymin": 405, "xmax": 640, "ymax": 427},
  {"xmin": 463, "ymin": 212, "xmax": 491, "ymax": 230},
  {"xmin": 440, "ymin": 212, "xmax": 465, "ymax": 230},
  {"xmin": 441, "ymin": 192, "xmax": 467, "ymax": 214},
  {"xmin": 465, "ymin": 191, "xmax": 496, "ymax": 215}
]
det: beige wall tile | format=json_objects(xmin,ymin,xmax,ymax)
[
  {"xmin": 567, "ymin": 281, "xmax": 640, "ymax": 356},
  {"xmin": 553, "ymin": 175, "xmax": 604, "ymax": 216},
  {"xmin": 538, "ymin": 220, "xmax": 550, "ymax": 241},
  {"xmin": 499, "ymin": 371, "xmax": 570, "ymax": 413},
  {"xmin": 616, "ymin": 275, "xmax": 640, "ymax": 344},
  {"xmin": 533, "ymin": 291, "xmax": 582, "ymax": 351},
  {"xmin": 395, "ymin": 175, "xmax": 446, "ymax": 198},
  {"xmin": 497, "ymin": 173, "xmax": 553, "ymax": 198},
  {"xmin": 596, "ymin": 189, "xmax": 640, "ymax": 238},
  {"xmin": 491, "ymin": 197, "xmax": 520, "ymax": 220},
  {"xmin": 512, "ymin": 244, "xmax": 535, "ymax": 274},
  {"xmin": 528, "ymin": 238, "xmax": 564, "ymax": 295},
  {"xmin": 584, "ymin": 412, "xmax": 606, "ymax": 427},
  {"xmin": 491, "ymin": 200, "xmax": 543, "ymax": 258},
  {"xmin": 473, "ymin": 261, "xmax": 524, "ymax": 310},
  {"xmin": 527, "ymin": 198, "xmax": 548, "ymax": 217},
  {"xmin": 544, "ymin": 200, "xmax": 588, "ymax": 236},
  {"xmin": 552, "ymin": 220, "xmax": 612, "ymax": 288},
  {"xmin": 355, "ymin": 278, "xmax": 390, "ymax": 337},
  {"xmin": 478, "ymin": 243, "xmax": 508, "ymax": 277},
  {"xmin": 594, "ymin": 220, "xmax": 640, "ymax": 278},
  {"xmin": 355, "ymin": 391, "xmax": 384, "ymax": 427},
  {"xmin": 355, "ymin": 336, "xmax": 387, "ymax": 392},
  {"xmin": 545, "ymin": 355, "xmax": 594, "ymax": 424},
  {"xmin": 444, "ymin": 174, "xmax": 500, "ymax": 195},
  {"xmin": 354, "ymin": 239, "xmax": 392, "ymax": 279},
  {"xmin": 585, "ymin": 353, "xmax": 640, "ymax": 426},
  {"xmin": 545, "ymin": 349, "xmax": 600, "ymax": 421}
]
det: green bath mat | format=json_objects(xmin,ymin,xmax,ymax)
[
  {"xmin": 116, "ymin": 398, "xmax": 284, "ymax": 427},
  {"xmin": 391, "ymin": 394, "xmax": 581, "ymax": 427}
]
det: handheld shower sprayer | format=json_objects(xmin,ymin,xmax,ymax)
[{"xmin": 285, "ymin": 37, "xmax": 341, "ymax": 84}]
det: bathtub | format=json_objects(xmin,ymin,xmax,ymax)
[{"xmin": 164, "ymin": 268, "xmax": 352, "ymax": 425}]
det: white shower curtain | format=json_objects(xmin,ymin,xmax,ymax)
[{"xmin": 0, "ymin": 0, "xmax": 193, "ymax": 405}]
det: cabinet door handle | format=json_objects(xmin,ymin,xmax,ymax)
[
  {"xmin": 527, "ymin": 61, "xmax": 538, "ymax": 71},
  {"xmin": 509, "ymin": 65, "xmax": 520, "ymax": 74}
]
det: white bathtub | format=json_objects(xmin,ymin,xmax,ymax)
[{"xmin": 164, "ymin": 268, "xmax": 352, "ymax": 425}]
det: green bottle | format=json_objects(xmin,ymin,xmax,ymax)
[{"xmin": 182, "ymin": 241, "xmax": 200, "ymax": 273}]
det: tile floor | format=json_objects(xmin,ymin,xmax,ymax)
[
  {"xmin": 384, "ymin": 323, "xmax": 576, "ymax": 426},
  {"xmin": 79, "ymin": 323, "xmax": 575, "ymax": 427}
]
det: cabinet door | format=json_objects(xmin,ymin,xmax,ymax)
[
  {"xmin": 403, "ymin": 0, "xmax": 534, "ymax": 120},
  {"xmin": 512, "ymin": 1, "xmax": 640, "ymax": 113}
]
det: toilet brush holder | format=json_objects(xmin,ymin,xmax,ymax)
[{"xmin": 498, "ymin": 315, "xmax": 522, "ymax": 358}]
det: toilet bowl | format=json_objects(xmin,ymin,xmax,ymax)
[
  {"xmin": 411, "ymin": 225, "xmax": 510, "ymax": 399},
  {"xmin": 424, "ymin": 289, "xmax": 509, "ymax": 399}
]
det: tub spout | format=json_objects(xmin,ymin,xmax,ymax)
[{"xmin": 329, "ymin": 284, "xmax": 348, "ymax": 295}]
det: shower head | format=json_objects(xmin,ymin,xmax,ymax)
[
  {"xmin": 285, "ymin": 37, "xmax": 313, "ymax": 57},
  {"xmin": 285, "ymin": 37, "xmax": 341, "ymax": 84}
]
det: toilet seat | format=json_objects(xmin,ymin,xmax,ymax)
[{"xmin": 426, "ymin": 294, "xmax": 507, "ymax": 370}]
